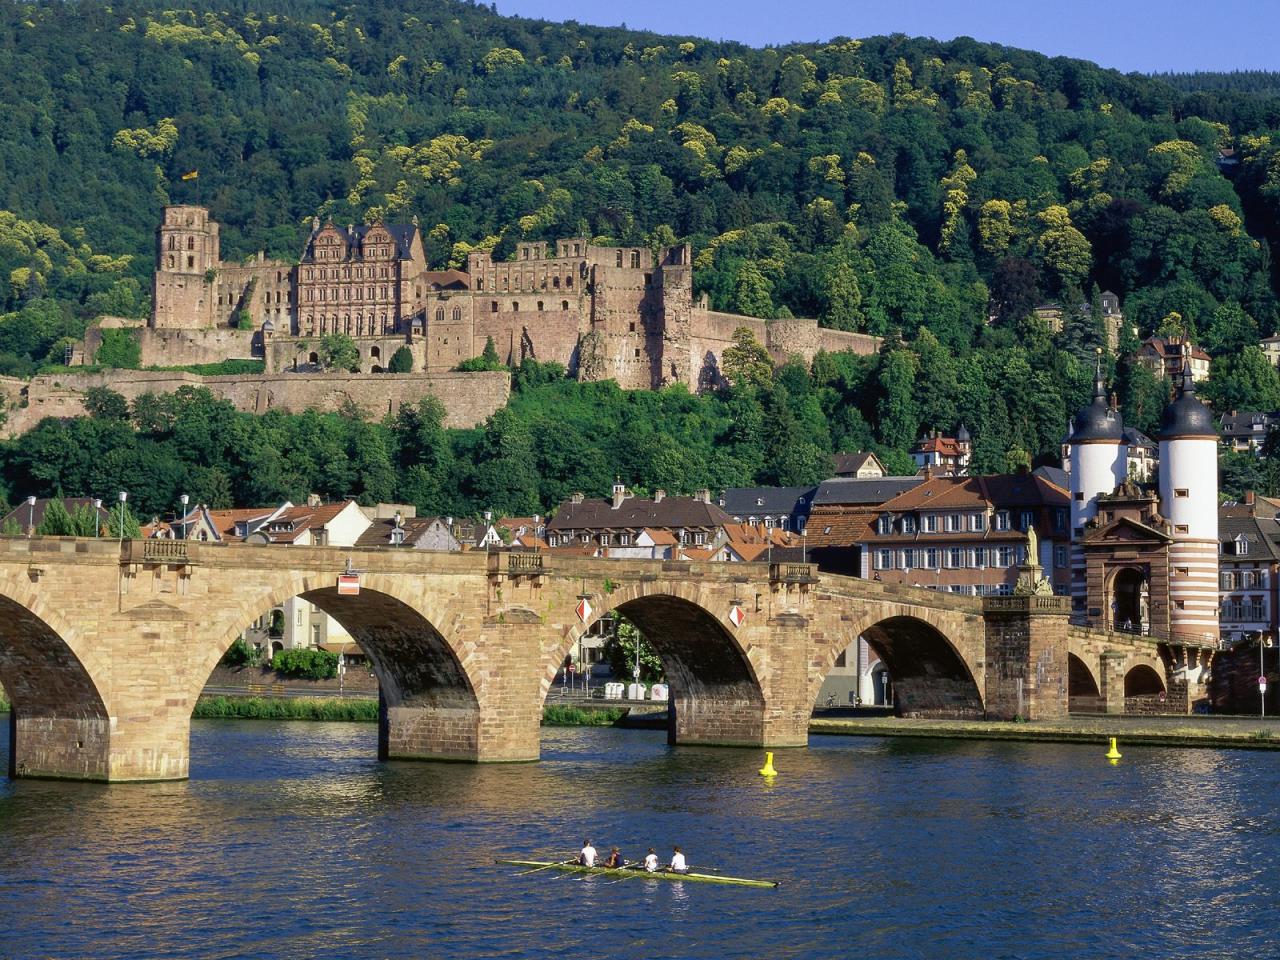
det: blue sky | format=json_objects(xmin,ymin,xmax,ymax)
[{"xmin": 493, "ymin": 0, "xmax": 1277, "ymax": 74}]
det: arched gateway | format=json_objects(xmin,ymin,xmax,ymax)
[{"xmin": 0, "ymin": 538, "xmax": 1182, "ymax": 782}]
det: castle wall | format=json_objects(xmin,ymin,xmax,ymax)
[
  {"xmin": 137, "ymin": 328, "xmax": 258, "ymax": 367},
  {"xmin": 687, "ymin": 310, "xmax": 879, "ymax": 387},
  {"xmin": 473, "ymin": 304, "xmax": 585, "ymax": 372},
  {"xmin": 10, "ymin": 370, "xmax": 510, "ymax": 436}
]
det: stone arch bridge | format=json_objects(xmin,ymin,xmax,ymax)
[{"xmin": 0, "ymin": 537, "xmax": 1208, "ymax": 782}]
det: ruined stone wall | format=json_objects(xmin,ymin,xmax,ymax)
[
  {"xmin": 214, "ymin": 259, "xmax": 294, "ymax": 331},
  {"xmin": 10, "ymin": 370, "xmax": 510, "ymax": 434},
  {"xmin": 474, "ymin": 304, "xmax": 584, "ymax": 371},
  {"xmin": 136, "ymin": 328, "xmax": 258, "ymax": 367}
]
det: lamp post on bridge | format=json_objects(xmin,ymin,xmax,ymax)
[
  {"xmin": 25, "ymin": 495, "xmax": 35, "ymax": 537},
  {"xmin": 178, "ymin": 494, "xmax": 189, "ymax": 540},
  {"xmin": 117, "ymin": 491, "xmax": 128, "ymax": 547}
]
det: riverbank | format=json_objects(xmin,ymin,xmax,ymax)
[
  {"xmin": 810, "ymin": 714, "xmax": 1280, "ymax": 750},
  {"xmin": 192, "ymin": 695, "xmax": 630, "ymax": 727}
]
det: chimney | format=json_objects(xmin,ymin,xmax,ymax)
[
  {"xmin": 612, "ymin": 482, "xmax": 627, "ymax": 509},
  {"xmin": 445, "ymin": 516, "xmax": 454, "ymax": 528},
  {"xmin": 571, "ymin": 492, "xmax": 584, "ymax": 504},
  {"xmin": 653, "ymin": 489, "xmax": 665, "ymax": 504},
  {"xmin": 695, "ymin": 488, "xmax": 710, "ymax": 504},
  {"xmin": 1245, "ymin": 491, "xmax": 1256, "ymax": 506},
  {"xmin": 307, "ymin": 493, "xmax": 321, "ymax": 507}
]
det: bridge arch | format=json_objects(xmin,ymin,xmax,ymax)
[
  {"xmin": 1124, "ymin": 663, "xmax": 1165, "ymax": 697},
  {"xmin": 195, "ymin": 572, "xmax": 482, "ymax": 761},
  {"xmin": 557, "ymin": 583, "xmax": 766, "ymax": 746},
  {"xmin": 811, "ymin": 605, "xmax": 985, "ymax": 719},
  {"xmin": 0, "ymin": 575, "xmax": 111, "ymax": 779}
]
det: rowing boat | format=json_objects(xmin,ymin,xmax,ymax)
[{"xmin": 496, "ymin": 859, "xmax": 779, "ymax": 889}]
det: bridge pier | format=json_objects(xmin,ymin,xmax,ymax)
[
  {"xmin": 982, "ymin": 594, "xmax": 1070, "ymax": 721},
  {"xmin": 8, "ymin": 708, "xmax": 190, "ymax": 782},
  {"xmin": 1099, "ymin": 650, "xmax": 1128, "ymax": 714}
]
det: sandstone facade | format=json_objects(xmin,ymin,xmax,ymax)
[{"xmin": 143, "ymin": 206, "xmax": 880, "ymax": 387}]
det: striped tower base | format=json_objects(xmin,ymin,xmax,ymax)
[{"xmin": 1167, "ymin": 539, "xmax": 1219, "ymax": 645}]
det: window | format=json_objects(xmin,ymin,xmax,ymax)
[
  {"xmin": 1175, "ymin": 524, "xmax": 1189, "ymax": 534},
  {"xmin": 877, "ymin": 516, "xmax": 892, "ymax": 535},
  {"xmin": 634, "ymin": 348, "xmax": 641, "ymax": 359},
  {"xmin": 695, "ymin": 532, "xmax": 706, "ymax": 545},
  {"xmin": 901, "ymin": 515, "xmax": 917, "ymax": 534},
  {"xmin": 187, "ymin": 256, "xmax": 195, "ymax": 268},
  {"xmin": 435, "ymin": 307, "xmax": 444, "ymax": 323},
  {"xmin": 1055, "ymin": 545, "xmax": 1067, "ymax": 569},
  {"xmin": 948, "ymin": 547, "xmax": 964, "ymax": 569},
  {"xmin": 491, "ymin": 301, "xmax": 499, "ymax": 313},
  {"xmin": 1175, "ymin": 488, "xmax": 1189, "ymax": 498},
  {"xmin": 616, "ymin": 251, "xmax": 623, "ymax": 267},
  {"xmin": 562, "ymin": 301, "xmax": 570, "ymax": 311},
  {"xmin": 875, "ymin": 549, "xmax": 892, "ymax": 570},
  {"xmin": 973, "ymin": 547, "xmax": 986, "ymax": 568},
  {"xmin": 630, "ymin": 251, "xmax": 641, "ymax": 268},
  {"xmin": 971, "ymin": 513, "xmax": 986, "ymax": 532},
  {"xmin": 997, "ymin": 546, "xmax": 1014, "ymax": 567},
  {"xmin": 1236, "ymin": 536, "xmax": 1251, "ymax": 556},
  {"xmin": 187, "ymin": 236, "xmax": 195, "ymax": 250},
  {"xmin": 900, "ymin": 549, "xmax": 914, "ymax": 569},
  {"xmin": 512, "ymin": 301, "xmax": 520, "ymax": 312},
  {"xmin": 600, "ymin": 534, "xmax": 610, "ymax": 546},
  {"xmin": 1053, "ymin": 509, "xmax": 1067, "ymax": 531},
  {"xmin": 620, "ymin": 534, "xmax": 631, "ymax": 546},
  {"xmin": 926, "ymin": 548, "xmax": 939, "ymax": 569},
  {"xmin": 945, "ymin": 514, "xmax": 961, "ymax": 533},
  {"xmin": 995, "ymin": 511, "xmax": 1010, "ymax": 530},
  {"xmin": 1020, "ymin": 510, "xmax": 1035, "ymax": 531},
  {"xmin": 923, "ymin": 515, "xmax": 937, "ymax": 533}
]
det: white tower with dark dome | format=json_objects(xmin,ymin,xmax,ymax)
[
  {"xmin": 1158, "ymin": 353, "xmax": 1220, "ymax": 643},
  {"xmin": 1067, "ymin": 358, "xmax": 1127, "ymax": 605}
]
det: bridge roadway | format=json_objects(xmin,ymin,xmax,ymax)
[{"xmin": 0, "ymin": 536, "xmax": 1198, "ymax": 781}]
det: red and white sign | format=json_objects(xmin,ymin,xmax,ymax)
[
  {"xmin": 1260, "ymin": 676, "xmax": 1269, "ymax": 693},
  {"xmin": 728, "ymin": 604, "xmax": 745, "ymax": 628},
  {"xmin": 337, "ymin": 573, "xmax": 360, "ymax": 596},
  {"xmin": 576, "ymin": 597, "xmax": 593, "ymax": 623}
]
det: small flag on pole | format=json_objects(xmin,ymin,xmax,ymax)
[{"xmin": 180, "ymin": 169, "xmax": 199, "ymax": 181}]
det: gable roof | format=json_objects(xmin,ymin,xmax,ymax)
[
  {"xmin": 877, "ymin": 474, "xmax": 1068, "ymax": 513},
  {"xmin": 302, "ymin": 222, "xmax": 418, "ymax": 262},
  {"xmin": 832, "ymin": 452, "xmax": 883, "ymax": 475},
  {"xmin": 250, "ymin": 501, "xmax": 358, "ymax": 544},
  {"xmin": 1219, "ymin": 515, "xmax": 1280, "ymax": 559},
  {"xmin": 548, "ymin": 494, "xmax": 732, "ymax": 531},
  {"xmin": 0, "ymin": 497, "xmax": 111, "ymax": 533},
  {"xmin": 717, "ymin": 485, "xmax": 815, "ymax": 517},
  {"xmin": 355, "ymin": 516, "xmax": 454, "ymax": 549},
  {"xmin": 811, "ymin": 477, "xmax": 923, "ymax": 507}
]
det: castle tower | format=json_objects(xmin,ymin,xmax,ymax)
[
  {"xmin": 1067, "ymin": 358, "xmax": 1127, "ymax": 608},
  {"xmin": 1158, "ymin": 353, "xmax": 1220, "ymax": 644},
  {"xmin": 152, "ymin": 205, "xmax": 219, "ymax": 329}
]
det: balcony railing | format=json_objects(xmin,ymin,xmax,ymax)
[
  {"xmin": 507, "ymin": 552, "xmax": 544, "ymax": 575},
  {"xmin": 124, "ymin": 539, "xmax": 191, "ymax": 564}
]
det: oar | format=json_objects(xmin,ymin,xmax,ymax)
[
  {"xmin": 603, "ymin": 861, "xmax": 643, "ymax": 884},
  {"xmin": 512, "ymin": 858, "xmax": 574, "ymax": 877}
]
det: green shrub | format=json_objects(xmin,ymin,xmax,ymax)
[
  {"xmin": 388, "ymin": 346, "xmax": 413, "ymax": 373},
  {"xmin": 193, "ymin": 695, "xmax": 377, "ymax": 721},
  {"xmin": 221, "ymin": 636, "xmax": 261, "ymax": 667},
  {"xmin": 145, "ymin": 359, "xmax": 266, "ymax": 376},
  {"xmin": 96, "ymin": 328, "xmax": 140, "ymax": 368},
  {"xmin": 542, "ymin": 705, "xmax": 626, "ymax": 726},
  {"xmin": 272, "ymin": 647, "xmax": 339, "ymax": 680}
]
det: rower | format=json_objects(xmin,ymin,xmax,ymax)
[
  {"xmin": 669, "ymin": 845, "xmax": 687, "ymax": 874},
  {"xmin": 643, "ymin": 848, "xmax": 658, "ymax": 872},
  {"xmin": 580, "ymin": 839, "xmax": 597, "ymax": 867},
  {"xmin": 605, "ymin": 846, "xmax": 623, "ymax": 868}
]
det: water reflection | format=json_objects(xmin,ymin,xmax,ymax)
[{"xmin": 2, "ymin": 722, "xmax": 1280, "ymax": 959}]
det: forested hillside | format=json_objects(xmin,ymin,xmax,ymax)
[{"xmin": 3, "ymin": 0, "xmax": 1280, "ymax": 514}]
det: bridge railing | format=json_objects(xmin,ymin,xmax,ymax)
[
  {"xmin": 122, "ymin": 539, "xmax": 192, "ymax": 565},
  {"xmin": 983, "ymin": 594, "xmax": 1070, "ymax": 614},
  {"xmin": 487, "ymin": 550, "xmax": 545, "ymax": 577},
  {"xmin": 770, "ymin": 562, "xmax": 817, "ymax": 585}
]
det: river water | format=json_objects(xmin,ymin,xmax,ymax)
[{"xmin": 2, "ymin": 721, "xmax": 1279, "ymax": 959}]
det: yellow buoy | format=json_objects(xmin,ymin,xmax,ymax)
[
  {"xmin": 758, "ymin": 752, "xmax": 777, "ymax": 777},
  {"xmin": 1105, "ymin": 737, "xmax": 1122, "ymax": 761}
]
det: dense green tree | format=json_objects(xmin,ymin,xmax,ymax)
[
  {"xmin": 318, "ymin": 334, "xmax": 360, "ymax": 373},
  {"xmin": 387, "ymin": 346, "xmax": 414, "ymax": 373}
]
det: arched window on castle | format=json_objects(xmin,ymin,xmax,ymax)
[
  {"xmin": 477, "ymin": 278, "xmax": 484, "ymax": 291},
  {"xmin": 168, "ymin": 236, "xmax": 176, "ymax": 250},
  {"xmin": 537, "ymin": 301, "xmax": 544, "ymax": 311},
  {"xmin": 561, "ymin": 301, "xmax": 569, "ymax": 311},
  {"xmin": 435, "ymin": 307, "xmax": 445, "ymax": 323},
  {"xmin": 565, "ymin": 276, "xmax": 573, "ymax": 288},
  {"xmin": 187, "ymin": 237, "xmax": 195, "ymax": 250},
  {"xmin": 512, "ymin": 301, "xmax": 519, "ymax": 312},
  {"xmin": 491, "ymin": 301, "xmax": 499, "ymax": 313},
  {"xmin": 553, "ymin": 276, "xmax": 560, "ymax": 288},
  {"xmin": 615, "ymin": 251, "xmax": 623, "ymax": 267},
  {"xmin": 167, "ymin": 255, "xmax": 175, "ymax": 269},
  {"xmin": 451, "ymin": 307, "xmax": 461, "ymax": 321}
]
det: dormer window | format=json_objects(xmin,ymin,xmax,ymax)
[
  {"xmin": 1236, "ymin": 535, "xmax": 1250, "ymax": 556},
  {"xmin": 877, "ymin": 515, "xmax": 892, "ymax": 535}
]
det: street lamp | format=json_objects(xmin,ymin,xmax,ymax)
[
  {"xmin": 178, "ymin": 494, "xmax": 189, "ymax": 540},
  {"xmin": 117, "ymin": 491, "xmax": 128, "ymax": 546},
  {"xmin": 93, "ymin": 499, "xmax": 102, "ymax": 537},
  {"xmin": 1262, "ymin": 634, "xmax": 1274, "ymax": 719},
  {"xmin": 25, "ymin": 495, "xmax": 35, "ymax": 537}
]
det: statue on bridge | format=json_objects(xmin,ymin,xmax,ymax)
[{"xmin": 1013, "ymin": 527, "xmax": 1055, "ymax": 597}]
